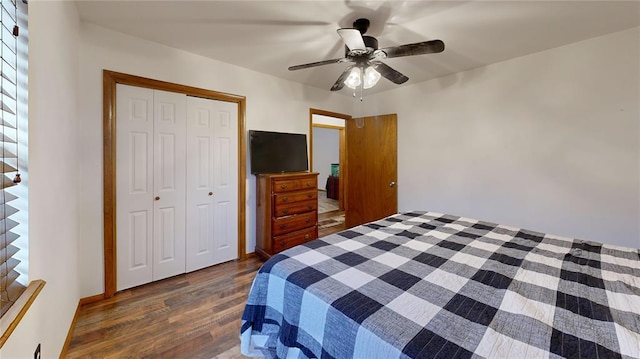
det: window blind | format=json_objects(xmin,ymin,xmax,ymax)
[{"xmin": 0, "ymin": 0, "xmax": 23, "ymax": 318}]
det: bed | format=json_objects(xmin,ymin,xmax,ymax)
[{"xmin": 240, "ymin": 211, "xmax": 640, "ymax": 358}]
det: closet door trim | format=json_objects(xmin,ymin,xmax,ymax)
[{"xmin": 103, "ymin": 70, "xmax": 247, "ymax": 298}]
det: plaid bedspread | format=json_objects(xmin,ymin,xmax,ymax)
[{"xmin": 240, "ymin": 211, "xmax": 640, "ymax": 359}]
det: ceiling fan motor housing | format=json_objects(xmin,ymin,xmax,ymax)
[
  {"xmin": 344, "ymin": 35, "xmax": 378, "ymax": 57},
  {"xmin": 363, "ymin": 36, "xmax": 378, "ymax": 50}
]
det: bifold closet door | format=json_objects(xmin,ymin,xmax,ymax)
[
  {"xmin": 185, "ymin": 96, "xmax": 238, "ymax": 272},
  {"xmin": 116, "ymin": 84, "xmax": 187, "ymax": 291}
]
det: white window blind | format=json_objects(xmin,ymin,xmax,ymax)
[{"xmin": 0, "ymin": 0, "xmax": 23, "ymax": 318}]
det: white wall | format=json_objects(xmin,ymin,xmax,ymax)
[
  {"xmin": 360, "ymin": 27, "xmax": 640, "ymax": 248},
  {"xmin": 312, "ymin": 127, "xmax": 340, "ymax": 188},
  {"xmin": 0, "ymin": 1, "xmax": 81, "ymax": 358},
  {"xmin": 76, "ymin": 23, "xmax": 353, "ymax": 298}
]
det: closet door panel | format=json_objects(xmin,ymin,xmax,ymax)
[
  {"xmin": 186, "ymin": 102, "xmax": 215, "ymax": 271},
  {"xmin": 116, "ymin": 84, "xmax": 154, "ymax": 291},
  {"xmin": 152, "ymin": 90, "xmax": 187, "ymax": 281},
  {"xmin": 186, "ymin": 97, "xmax": 238, "ymax": 271},
  {"xmin": 212, "ymin": 111, "xmax": 238, "ymax": 263}
]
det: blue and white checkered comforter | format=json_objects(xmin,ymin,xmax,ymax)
[{"xmin": 240, "ymin": 211, "xmax": 640, "ymax": 359}]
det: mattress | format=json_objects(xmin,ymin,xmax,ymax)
[{"xmin": 240, "ymin": 211, "xmax": 640, "ymax": 358}]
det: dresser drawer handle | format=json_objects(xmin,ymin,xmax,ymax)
[
  {"xmin": 282, "ymin": 209, "xmax": 289, "ymax": 215},
  {"xmin": 282, "ymin": 197, "xmax": 289, "ymax": 202},
  {"xmin": 305, "ymin": 182, "xmax": 312, "ymax": 187},
  {"xmin": 280, "ymin": 184, "xmax": 288, "ymax": 190},
  {"xmin": 280, "ymin": 240, "xmax": 286, "ymax": 247},
  {"xmin": 304, "ymin": 234, "xmax": 310, "ymax": 240},
  {"xmin": 306, "ymin": 194, "xmax": 313, "ymax": 198},
  {"xmin": 305, "ymin": 218, "xmax": 311, "ymax": 223},
  {"xmin": 280, "ymin": 223, "xmax": 288, "ymax": 229},
  {"xmin": 307, "ymin": 205, "xmax": 313, "ymax": 210}
]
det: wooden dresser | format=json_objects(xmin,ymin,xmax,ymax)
[{"xmin": 255, "ymin": 172, "xmax": 319, "ymax": 260}]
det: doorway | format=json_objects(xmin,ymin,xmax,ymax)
[{"xmin": 310, "ymin": 109, "xmax": 348, "ymax": 236}]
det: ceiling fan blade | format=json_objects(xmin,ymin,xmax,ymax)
[
  {"xmin": 337, "ymin": 28, "xmax": 366, "ymax": 51},
  {"xmin": 288, "ymin": 58, "xmax": 346, "ymax": 71},
  {"xmin": 371, "ymin": 62, "xmax": 409, "ymax": 84},
  {"xmin": 331, "ymin": 65, "xmax": 355, "ymax": 91},
  {"xmin": 378, "ymin": 40, "xmax": 445, "ymax": 59}
]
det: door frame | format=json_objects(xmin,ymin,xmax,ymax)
[
  {"xmin": 309, "ymin": 108, "xmax": 350, "ymax": 211},
  {"xmin": 103, "ymin": 70, "xmax": 247, "ymax": 298}
]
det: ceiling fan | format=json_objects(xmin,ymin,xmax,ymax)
[{"xmin": 288, "ymin": 18, "xmax": 445, "ymax": 92}]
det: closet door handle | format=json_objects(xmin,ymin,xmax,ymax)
[
  {"xmin": 208, "ymin": 192, "xmax": 213, "ymax": 196},
  {"xmin": 155, "ymin": 196, "xmax": 160, "ymax": 201}
]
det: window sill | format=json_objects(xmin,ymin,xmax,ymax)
[{"xmin": 0, "ymin": 280, "xmax": 46, "ymax": 348}]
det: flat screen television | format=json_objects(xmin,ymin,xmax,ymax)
[{"xmin": 249, "ymin": 130, "xmax": 309, "ymax": 174}]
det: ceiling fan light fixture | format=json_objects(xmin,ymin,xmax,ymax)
[
  {"xmin": 344, "ymin": 67, "xmax": 362, "ymax": 89},
  {"xmin": 363, "ymin": 66, "xmax": 381, "ymax": 89}
]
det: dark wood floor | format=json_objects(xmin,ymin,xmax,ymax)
[
  {"xmin": 66, "ymin": 220, "xmax": 345, "ymax": 358},
  {"xmin": 66, "ymin": 257, "xmax": 262, "ymax": 359}
]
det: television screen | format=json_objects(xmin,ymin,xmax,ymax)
[{"xmin": 249, "ymin": 130, "xmax": 309, "ymax": 174}]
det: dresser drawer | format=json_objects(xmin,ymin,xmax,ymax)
[
  {"xmin": 272, "ymin": 177, "xmax": 317, "ymax": 193},
  {"xmin": 272, "ymin": 211, "xmax": 317, "ymax": 236},
  {"xmin": 273, "ymin": 226, "xmax": 318, "ymax": 252},
  {"xmin": 274, "ymin": 199, "xmax": 317, "ymax": 217},
  {"xmin": 274, "ymin": 189, "xmax": 316, "ymax": 205}
]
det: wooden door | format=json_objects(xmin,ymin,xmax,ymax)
[
  {"xmin": 345, "ymin": 114, "xmax": 398, "ymax": 228},
  {"xmin": 185, "ymin": 96, "xmax": 238, "ymax": 272}
]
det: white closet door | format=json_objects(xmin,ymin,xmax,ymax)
[
  {"xmin": 152, "ymin": 90, "xmax": 187, "ymax": 281},
  {"xmin": 186, "ymin": 96, "xmax": 238, "ymax": 272},
  {"xmin": 116, "ymin": 84, "xmax": 154, "ymax": 291}
]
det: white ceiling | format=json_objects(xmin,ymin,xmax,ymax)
[{"xmin": 75, "ymin": 1, "xmax": 640, "ymax": 96}]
